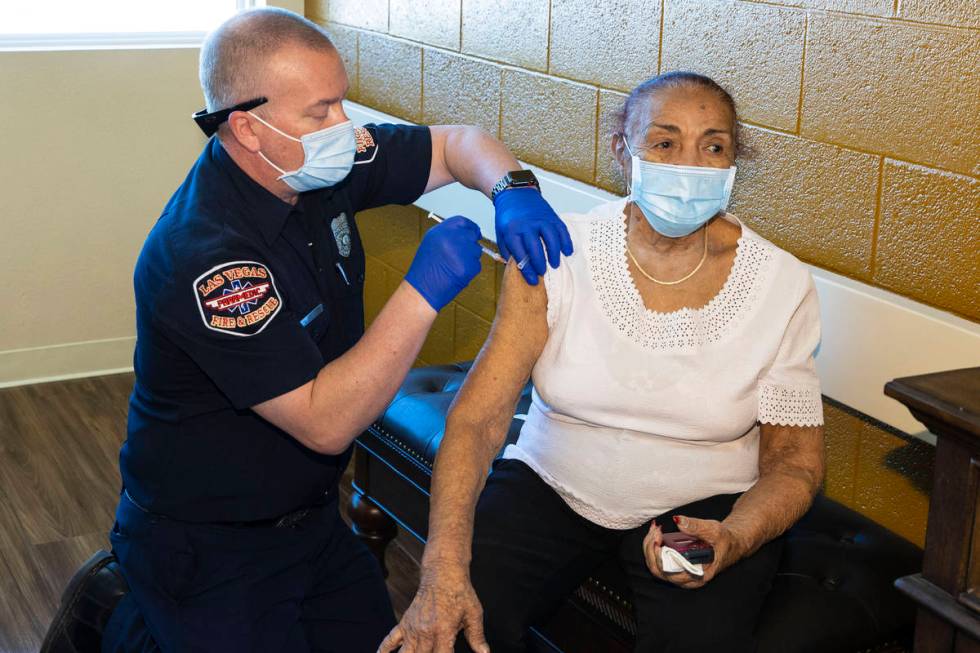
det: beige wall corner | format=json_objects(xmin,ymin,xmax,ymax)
[
  {"xmin": 1, "ymin": 0, "xmax": 301, "ymax": 386},
  {"xmin": 0, "ymin": 47, "xmax": 207, "ymax": 379}
]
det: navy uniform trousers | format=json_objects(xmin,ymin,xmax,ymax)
[{"xmin": 102, "ymin": 492, "xmax": 395, "ymax": 653}]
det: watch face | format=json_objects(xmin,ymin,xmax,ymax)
[{"xmin": 509, "ymin": 170, "xmax": 538, "ymax": 185}]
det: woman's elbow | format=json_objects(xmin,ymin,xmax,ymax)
[
  {"xmin": 445, "ymin": 411, "xmax": 506, "ymax": 454},
  {"xmin": 791, "ymin": 451, "xmax": 826, "ymax": 501},
  {"xmin": 805, "ymin": 426, "xmax": 827, "ymax": 494},
  {"xmin": 810, "ymin": 446, "xmax": 828, "ymax": 495}
]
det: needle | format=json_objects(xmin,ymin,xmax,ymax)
[{"xmin": 426, "ymin": 212, "xmax": 530, "ymax": 270}]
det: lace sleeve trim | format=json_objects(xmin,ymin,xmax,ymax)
[{"xmin": 758, "ymin": 383, "xmax": 824, "ymax": 427}]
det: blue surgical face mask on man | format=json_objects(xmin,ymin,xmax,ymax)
[
  {"xmin": 249, "ymin": 112, "xmax": 356, "ymax": 192},
  {"xmin": 623, "ymin": 137, "xmax": 737, "ymax": 238}
]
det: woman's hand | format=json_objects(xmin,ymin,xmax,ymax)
[
  {"xmin": 642, "ymin": 516, "xmax": 749, "ymax": 589},
  {"xmin": 377, "ymin": 560, "xmax": 489, "ymax": 653}
]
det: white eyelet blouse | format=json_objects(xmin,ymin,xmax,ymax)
[{"xmin": 501, "ymin": 198, "xmax": 824, "ymax": 530}]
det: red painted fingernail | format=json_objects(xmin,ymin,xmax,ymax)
[{"xmin": 672, "ymin": 516, "xmax": 680, "ymax": 524}]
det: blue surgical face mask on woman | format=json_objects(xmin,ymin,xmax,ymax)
[
  {"xmin": 623, "ymin": 137, "xmax": 737, "ymax": 238},
  {"xmin": 249, "ymin": 113, "xmax": 356, "ymax": 192}
]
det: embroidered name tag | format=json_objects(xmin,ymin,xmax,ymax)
[
  {"xmin": 299, "ymin": 303, "xmax": 324, "ymax": 328},
  {"xmin": 194, "ymin": 261, "xmax": 282, "ymax": 337}
]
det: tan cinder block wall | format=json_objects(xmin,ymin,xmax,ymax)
[{"xmin": 306, "ymin": 0, "xmax": 980, "ymax": 546}]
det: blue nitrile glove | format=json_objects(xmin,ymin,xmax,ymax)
[
  {"xmin": 493, "ymin": 187, "xmax": 574, "ymax": 285},
  {"xmin": 405, "ymin": 216, "xmax": 483, "ymax": 312}
]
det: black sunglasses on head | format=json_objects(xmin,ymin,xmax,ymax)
[{"xmin": 192, "ymin": 97, "xmax": 268, "ymax": 137}]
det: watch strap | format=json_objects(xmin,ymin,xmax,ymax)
[{"xmin": 491, "ymin": 170, "xmax": 540, "ymax": 202}]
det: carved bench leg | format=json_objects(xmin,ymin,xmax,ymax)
[{"xmin": 349, "ymin": 490, "xmax": 398, "ymax": 577}]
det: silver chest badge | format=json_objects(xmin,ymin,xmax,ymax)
[{"xmin": 331, "ymin": 213, "xmax": 351, "ymax": 257}]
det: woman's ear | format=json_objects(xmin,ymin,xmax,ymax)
[
  {"xmin": 611, "ymin": 133, "xmax": 631, "ymax": 189},
  {"xmin": 611, "ymin": 132, "xmax": 628, "ymax": 168}
]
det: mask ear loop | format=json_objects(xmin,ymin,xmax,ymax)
[
  {"xmin": 621, "ymin": 134, "xmax": 636, "ymax": 196},
  {"xmin": 257, "ymin": 151, "xmax": 290, "ymax": 176},
  {"xmin": 248, "ymin": 111, "xmax": 301, "ymax": 177},
  {"xmin": 248, "ymin": 111, "xmax": 302, "ymax": 142}
]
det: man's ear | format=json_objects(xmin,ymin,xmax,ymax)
[{"xmin": 227, "ymin": 111, "xmax": 261, "ymax": 152}]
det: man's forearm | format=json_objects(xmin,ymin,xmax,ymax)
[{"xmin": 307, "ymin": 282, "xmax": 436, "ymax": 448}]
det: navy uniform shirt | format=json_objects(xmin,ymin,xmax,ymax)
[{"xmin": 122, "ymin": 123, "xmax": 431, "ymax": 523}]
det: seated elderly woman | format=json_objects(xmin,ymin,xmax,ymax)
[{"xmin": 381, "ymin": 71, "xmax": 825, "ymax": 653}]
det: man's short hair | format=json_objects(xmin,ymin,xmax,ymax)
[{"xmin": 199, "ymin": 7, "xmax": 335, "ymax": 112}]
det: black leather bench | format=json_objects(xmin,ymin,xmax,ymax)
[{"xmin": 349, "ymin": 362, "xmax": 924, "ymax": 653}]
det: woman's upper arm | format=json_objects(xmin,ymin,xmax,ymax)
[
  {"xmin": 758, "ymin": 422, "xmax": 826, "ymax": 490},
  {"xmin": 447, "ymin": 261, "xmax": 549, "ymax": 442}
]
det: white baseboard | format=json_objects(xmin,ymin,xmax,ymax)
[
  {"xmin": 807, "ymin": 268, "xmax": 978, "ymax": 443},
  {"xmin": 346, "ymin": 100, "xmax": 980, "ymax": 440},
  {"xmin": 0, "ymin": 336, "xmax": 135, "ymax": 389}
]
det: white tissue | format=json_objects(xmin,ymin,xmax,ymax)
[{"xmin": 660, "ymin": 546, "xmax": 704, "ymax": 576}]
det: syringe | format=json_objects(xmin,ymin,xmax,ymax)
[{"xmin": 426, "ymin": 212, "xmax": 529, "ymax": 270}]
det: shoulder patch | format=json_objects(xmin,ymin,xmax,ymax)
[
  {"xmin": 353, "ymin": 126, "xmax": 379, "ymax": 164},
  {"xmin": 193, "ymin": 261, "xmax": 282, "ymax": 337}
]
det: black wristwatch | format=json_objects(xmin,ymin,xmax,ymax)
[{"xmin": 490, "ymin": 169, "xmax": 540, "ymax": 202}]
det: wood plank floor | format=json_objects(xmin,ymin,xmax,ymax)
[{"xmin": 0, "ymin": 373, "xmax": 422, "ymax": 653}]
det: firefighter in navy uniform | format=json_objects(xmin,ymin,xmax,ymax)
[{"xmin": 102, "ymin": 8, "xmax": 572, "ymax": 653}]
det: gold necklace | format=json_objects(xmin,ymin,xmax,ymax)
[{"xmin": 626, "ymin": 211, "xmax": 709, "ymax": 286}]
